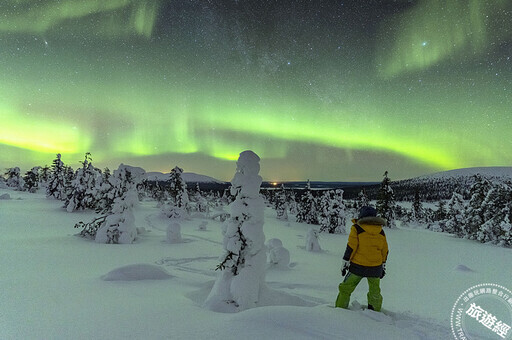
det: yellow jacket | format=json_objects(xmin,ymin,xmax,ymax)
[{"xmin": 343, "ymin": 217, "xmax": 388, "ymax": 277}]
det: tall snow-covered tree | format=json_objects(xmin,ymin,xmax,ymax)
[
  {"xmin": 46, "ymin": 154, "xmax": 66, "ymax": 200},
  {"xmin": 319, "ymin": 189, "xmax": 347, "ymax": 234},
  {"xmin": 376, "ymin": 171, "xmax": 396, "ymax": 227},
  {"xmin": 296, "ymin": 180, "xmax": 318, "ymax": 225},
  {"xmin": 275, "ymin": 184, "xmax": 288, "ymax": 220},
  {"xmin": 358, "ymin": 189, "xmax": 370, "ymax": 210},
  {"xmin": 205, "ymin": 150, "xmax": 266, "ymax": 312},
  {"xmin": 411, "ymin": 189, "xmax": 424, "ymax": 222},
  {"xmin": 444, "ymin": 192, "xmax": 466, "ymax": 236},
  {"xmin": 5, "ymin": 167, "xmax": 25, "ymax": 191},
  {"xmin": 65, "ymin": 153, "xmax": 103, "ymax": 212},
  {"xmin": 162, "ymin": 166, "xmax": 189, "ymax": 219},
  {"xmin": 23, "ymin": 166, "xmax": 40, "ymax": 193},
  {"xmin": 464, "ymin": 175, "xmax": 492, "ymax": 238},
  {"xmin": 75, "ymin": 164, "xmax": 145, "ymax": 244},
  {"xmin": 476, "ymin": 183, "xmax": 511, "ymax": 244}
]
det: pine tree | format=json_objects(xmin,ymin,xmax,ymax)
[
  {"xmin": 65, "ymin": 153, "xmax": 102, "ymax": 212},
  {"xmin": 356, "ymin": 188, "xmax": 370, "ymax": 210},
  {"xmin": 320, "ymin": 190, "xmax": 347, "ymax": 234},
  {"xmin": 275, "ymin": 184, "xmax": 288, "ymax": 220},
  {"xmin": 376, "ymin": 171, "xmax": 396, "ymax": 227},
  {"xmin": 162, "ymin": 166, "xmax": 189, "ymax": 219},
  {"xmin": 411, "ymin": 189, "xmax": 424, "ymax": 223},
  {"xmin": 476, "ymin": 183, "xmax": 511, "ymax": 243},
  {"xmin": 206, "ymin": 150, "xmax": 266, "ymax": 311},
  {"xmin": 444, "ymin": 192, "xmax": 466, "ymax": 235},
  {"xmin": 75, "ymin": 164, "xmax": 145, "ymax": 243},
  {"xmin": 5, "ymin": 167, "xmax": 25, "ymax": 191},
  {"xmin": 23, "ymin": 166, "xmax": 40, "ymax": 193},
  {"xmin": 296, "ymin": 180, "xmax": 318, "ymax": 224},
  {"xmin": 38, "ymin": 165, "xmax": 50, "ymax": 186},
  {"xmin": 46, "ymin": 154, "xmax": 66, "ymax": 200},
  {"xmin": 464, "ymin": 175, "xmax": 491, "ymax": 239}
]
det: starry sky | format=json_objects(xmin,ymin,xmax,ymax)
[{"xmin": 1, "ymin": 0, "xmax": 511, "ymax": 181}]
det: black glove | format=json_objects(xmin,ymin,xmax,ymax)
[
  {"xmin": 341, "ymin": 260, "xmax": 350, "ymax": 276},
  {"xmin": 380, "ymin": 263, "xmax": 386, "ymax": 279}
]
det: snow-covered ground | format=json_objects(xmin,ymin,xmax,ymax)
[{"xmin": 1, "ymin": 189, "xmax": 511, "ymax": 339}]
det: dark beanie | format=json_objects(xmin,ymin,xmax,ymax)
[{"xmin": 358, "ymin": 206, "xmax": 377, "ymax": 219}]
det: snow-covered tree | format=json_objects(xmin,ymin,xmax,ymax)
[
  {"xmin": 5, "ymin": 167, "xmax": 25, "ymax": 191},
  {"xmin": 464, "ymin": 175, "xmax": 492, "ymax": 238},
  {"xmin": 476, "ymin": 183, "xmax": 512, "ymax": 244},
  {"xmin": 305, "ymin": 228, "xmax": 322, "ymax": 252},
  {"xmin": 162, "ymin": 166, "xmax": 189, "ymax": 219},
  {"xmin": 205, "ymin": 150, "xmax": 266, "ymax": 312},
  {"xmin": 46, "ymin": 154, "xmax": 66, "ymax": 200},
  {"xmin": 75, "ymin": 164, "xmax": 145, "ymax": 244},
  {"xmin": 38, "ymin": 165, "xmax": 50, "ymax": 187},
  {"xmin": 296, "ymin": 180, "xmax": 318, "ymax": 225},
  {"xmin": 411, "ymin": 189, "xmax": 424, "ymax": 223},
  {"xmin": 287, "ymin": 190, "xmax": 298, "ymax": 215},
  {"xmin": 166, "ymin": 222, "xmax": 183, "ymax": 243},
  {"xmin": 65, "ymin": 153, "xmax": 103, "ymax": 212},
  {"xmin": 23, "ymin": 166, "xmax": 40, "ymax": 193},
  {"xmin": 376, "ymin": 171, "xmax": 396, "ymax": 228},
  {"xmin": 356, "ymin": 189, "xmax": 370, "ymax": 210},
  {"xmin": 444, "ymin": 192, "xmax": 466, "ymax": 235},
  {"xmin": 275, "ymin": 184, "xmax": 288, "ymax": 220},
  {"xmin": 319, "ymin": 189, "xmax": 347, "ymax": 234}
]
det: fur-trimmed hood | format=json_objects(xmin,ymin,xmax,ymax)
[{"xmin": 352, "ymin": 216, "xmax": 387, "ymax": 227}]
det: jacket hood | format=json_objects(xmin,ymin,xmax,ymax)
[{"xmin": 352, "ymin": 216, "xmax": 387, "ymax": 234}]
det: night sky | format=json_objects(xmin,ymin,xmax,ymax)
[{"xmin": 1, "ymin": 0, "xmax": 511, "ymax": 181}]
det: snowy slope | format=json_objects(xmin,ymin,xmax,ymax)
[
  {"xmin": 145, "ymin": 171, "xmax": 225, "ymax": 183},
  {"xmin": 417, "ymin": 167, "xmax": 512, "ymax": 180},
  {"xmin": 1, "ymin": 189, "xmax": 511, "ymax": 339}
]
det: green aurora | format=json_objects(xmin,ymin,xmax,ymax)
[{"xmin": 0, "ymin": 0, "xmax": 511, "ymax": 181}]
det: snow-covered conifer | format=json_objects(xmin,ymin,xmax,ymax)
[
  {"xmin": 46, "ymin": 154, "xmax": 66, "ymax": 200},
  {"xmin": 320, "ymin": 189, "xmax": 347, "ymax": 234},
  {"xmin": 65, "ymin": 153, "xmax": 102, "ymax": 212},
  {"xmin": 275, "ymin": 184, "xmax": 288, "ymax": 220},
  {"xmin": 376, "ymin": 171, "xmax": 396, "ymax": 228},
  {"xmin": 464, "ymin": 175, "xmax": 491, "ymax": 238},
  {"xmin": 356, "ymin": 189, "xmax": 370, "ymax": 210},
  {"xmin": 75, "ymin": 164, "xmax": 144, "ymax": 243},
  {"xmin": 287, "ymin": 190, "xmax": 298, "ymax": 215},
  {"xmin": 162, "ymin": 166, "xmax": 189, "ymax": 219},
  {"xmin": 5, "ymin": 167, "xmax": 25, "ymax": 191},
  {"xmin": 443, "ymin": 192, "xmax": 466, "ymax": 235},
  {"xmin": 476, "ymin": 183, "xmax": 511, "ymax": 244},
  {"xmin": 38, "ymin": 165, "xmax": 50, "ymax": 187},
  {"xmin": 296, "ymin": 180, "xmax": 318, "ymax": 224},
  {"xmin": 93, "ymin": 165, "xmax": 145, "ymax": 244},
  {"xmin": 411, "ymin": 190, "xmax": 424, "ymax": 223},
  {"xmin": 23, "ymin": 166, "xmax": 40, "ymax": 193},
  {"xmin": 205, "ymin": 150, "xmax": 266, "ymax": 312}
]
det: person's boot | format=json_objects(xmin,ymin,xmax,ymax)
[{"xmin": 367, "ymin": 304, "xmax": 374, "ymax": 310}]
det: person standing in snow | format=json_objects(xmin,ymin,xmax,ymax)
[{"xmin": 335, "ymin": 206, "xmax": 388, "ymax": 311}]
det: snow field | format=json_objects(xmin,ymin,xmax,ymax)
[{"xmin": 1, "ymin": 189, "xmax": 511, "ymax": 339}]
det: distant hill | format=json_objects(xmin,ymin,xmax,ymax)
[
  {"xmin": 145, "ymin": 172, "xmax": 226, "ymax": 184},
  {"xmin": 416, "ymin": 167, "xmax": 512, "ymax": 180},
  {"xmin": 382, "ymin": 167, "xmax": 512, "ymax": 201}
]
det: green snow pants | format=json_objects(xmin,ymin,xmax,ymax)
[{"xmin": 335, "ymin": 273, "xmax": 383, "ymax": 311}]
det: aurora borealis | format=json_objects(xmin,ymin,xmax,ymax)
[{"xmin": 1, "ymin": 1, "xmax": 511, "ymax": 181}]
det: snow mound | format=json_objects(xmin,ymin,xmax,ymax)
[
  {"xmin": 101, "ymin": 264, "xmax": 173, "ymax": 281},
  {"xmin": 0, "ymin": 193, "xmax": 11, "ymax": 200},
  {"xmin": 189, "ymin": 281, "xmax": 316, "ymax": 313}
]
